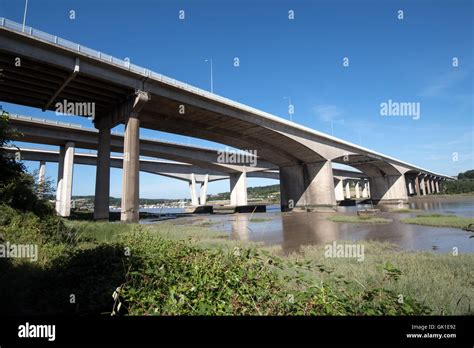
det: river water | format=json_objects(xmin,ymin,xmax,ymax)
[{"xmin": 141, "ymin": 197, "xmax": 474, "ymax": 254}]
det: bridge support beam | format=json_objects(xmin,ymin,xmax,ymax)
[
  {"xmin": 362, "ymin": 181, "xmax": 368, "ymax": 198},
  {"xmin": 426, "ymin": 177, "xmax": 432, "ymax": 195},
  {"xmin": 415, "ymin": 175, "xmax": 421, "ymax": 196},
  {"xmin": 55, "ymin": 142, "xmax": 75, "ymax": 217},
  {"xmin": 38, "ymin": 160, "xmax": 46, "ymax": 198},
  {"xmin": 435, "ymin": 179, "xmax": 440, "ymax": 193},
  {"xmin": 200, "ymin": 174, "xmax": 209, "ymax": 205},
  {"xmin": 431, "ymin": 178, "xmax": 436, "ymax": 194},
  {"xmin": 230, "ymin": 169, "xmax": 247, "ymax": 206},
  {"xmin": 121, "ymin": 114, "xmax": 140, "ymax": 222},
  {"xmin": 94, "ymin": 119, "xmax": 111, "ymax": 220},
  {"xmin": 334, "ymin": 179, "xmax": 344, "ymax": 201},
  {"xmin": 189, "ymin": 173, "xmax": 199, "ymax": 206},
  {"xmin": 345, "ymin": 181, "xmax": 351, "ymax": 199},
  {"xmin": 120, "ymin": 91, "xmax": 149, "ymax": 223},
  {"xmin": 355, "ymin": 181, "xmax": 361, "ymax": 198},
  {"xmin": 420, "ymin": 176, "xmax": 426, "ymax": 196},
  {"xmin": 368, "ymin": 174, "xmax": 408, "ymax": 203},
  {"xmin": 280, "ymin": 161, "xmax": 336, "ymax": 211}
]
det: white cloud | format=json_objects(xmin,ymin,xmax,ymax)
[
  {"xmin": 312, "ymin": 104, "xmax": 343, "ymax": 122},
  {"xmin": 419, "ymin": 70, "xmax": 469, "ymax": 98}
]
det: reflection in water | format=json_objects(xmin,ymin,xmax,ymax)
[{"xmin": 152, "ymin": 197, "xmax": 474, "ymax": 254}]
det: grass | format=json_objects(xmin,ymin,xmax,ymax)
[
  {"xmin": 250, "ymin": 217, "xmax": 272, "ymax": 223},
  {"xmin": 286, "ymin": 241, "xmax": 474, "ymax": 315},
  {"xmin": 389, "ymin": 208, "xmax": 423, "ymax": 213},
  {"xmin": 401, "ymin": 214, "xmax": 474, "ymax": 229},
  {"xmin": 328, "ymin": 215, "xmax": 392, "ymax": 224}
]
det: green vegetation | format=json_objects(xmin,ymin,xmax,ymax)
[
  {"xmin": 328, "ymin": 215, "xmax": 392, "ymax": 224},
  {"xmin": 1, "ymin": 214, "xmax": 431, "ymax": 315},
  {"xmin": 389, "ymin": 208, "xmax": 423, "ymax": 213},
  {"xmin": 401, "ymin": 214, "xmax": 474, "ymax": 230},
  {"xmin": 250, "ymin": 217, "xmax": 272, "ymax": 223},
  {"xmin": 209, "ymin": 184, "xmax": 280, "ymax": 202},
  {"xmin": 444, "ymin": 179, "xmax": 474, "ymax": 194},
  {"xmin": 288, "ymin": 241, "xmax": 474, "ymax": 315},
  {"xmin": 443, "ymin": 170, "xmax": 474, "ymax": 194}
]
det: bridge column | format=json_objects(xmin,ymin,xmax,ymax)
[
  {"xmin": 55, "ymin": 142, "xmax": 75, "ymax": 217},
  {"xmin": 368, "ymin": 174, "xmax": 408, "ymax": 203},
  {"xmin": 334, "ymin": 178, "xmax": 344, "ymax": 201},
  {"xmin": 435, "ymin": 179, "xmax": 440, "ymax": 193},
  {"xmin": 230, "ymin": 169, "xmax": 247, "ymax": 206},
  {"xmin": 426, "ymin": 177, "xmax": 432, "ymax": 195},
  {"xmin": 121, "ymin": 114, "xmax": 140, "ymax": 222},
  {"xmin": 420, "ymin": 176, "xmax": 426, "ymax": 196},
  {"xmin": 38, "ymin": 160, "xmax": 46, "ymax": 198},
  {"xmin": 407, "ymin": 179, "xmax": 414, "ymax": 195},
  {"xmin": 415, "ymin": 175, "xmax": 421, "ymax": 196},
  {"xmin": 355, "ymin": 181, "xmax": 361, "ymax": 198},
  {"xmin": 120, "ymin": 91, "xmax": 149, "ymax": 223},
  {"xmin": 94, "ymin": 119, "xmax": 111, "ymax": 220},
  {"xmin": 344, "ymin": 181, "xmax": 351, "ymax": 199},
  {"xmin": 199, "ymin": 174, "xmax": 209, "ymax": 205},
  {"xmin": 431, "ymin": 178, "xmax": 436, "ymax": 194},
  {"xmin": 362, "ymin": 181, "xmax": 368, "ymax": 198},
  {"xmin": 280, "ymin": 160, "xmax": 336, "ymax": 211},
  {"xmin": 189, "ymin": 173, "xmax": 199, "ymax": 206}
]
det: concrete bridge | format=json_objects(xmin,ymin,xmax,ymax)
[
  {"xmin": 0, "ymin": 18, "xmax": 453, "ymax": 222},
  {"xmin": 4, "ymin": 146, "xmax": 378, "ymax": 216}
]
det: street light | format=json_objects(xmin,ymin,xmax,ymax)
[
  {"xmin": 283, "ymin": 96, "xmax": 294, "ymax": 122},
  {"xmin": 204, "ymin": 59, "xmax": 213, "ymax": 93},
  {"xmin": 22, "ymin": 0, "xmax": 29, "ymax": 32}
]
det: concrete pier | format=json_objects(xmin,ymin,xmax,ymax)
[
  {"xmin": 345, "ymin": 181, "xmax": 351, "ymax": 199},
  {"xmin": 55, "ymin": 142, "xmax": 75, "ymax": 217},
  {"xmin": 94, "ymin": 120, "xmax": 111, "ymax": 220},
  {"xmin": 355, "ymin": 181, "xmax": 360, "ymax": 198},
  {"xmin": 121, "ymin": 114, "xmax": 140, "ymax": 223},
  {"xmin": 369, "ymin": 174, "xmax": 408, "ymax": 203},
  {"xmin": 230, "ymin": 169, "xmax": 248, "ymax": 206},
  {"xmin": 200, "ymin": 174, "xmax": 209, "ymax": 205},
  {"xmin": 38, "ymin": 160, "xmax": 46, "ymax": 197},
  {"xmin": 334, "ymin": 179, "xmax": 345, "ymax": 201},
  {"xmin": 189, "ymin": 173, "xmax": 199, "ymax": 206},
  {"xmin": 280, "ymin": 161, "xmax": 336, "ymax": 211}
]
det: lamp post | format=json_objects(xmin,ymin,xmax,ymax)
[
  {"xmin": 204, "ymin": 58, "xmax": 213, "ymax": 93},
  {"xmin": 22, "ymin": 0, "xmax": 29, "ymax": 32}
]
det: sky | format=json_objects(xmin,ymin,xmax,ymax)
[{"xmin": 0, "ymin": 0, "xmax": 473, "ymax": 199}]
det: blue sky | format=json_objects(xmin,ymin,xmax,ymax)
[{"xmin": 1, "ymin": 0, "xmax": 472, "ymax": 199}]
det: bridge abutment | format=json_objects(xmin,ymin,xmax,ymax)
[{"xmin": 280, "ymin": 161, "xmax": 336, "ymax": 211}]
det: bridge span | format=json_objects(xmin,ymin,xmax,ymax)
[{"xmin": 0, "ymin": 18, "xmax": 453, "ymax": 221}]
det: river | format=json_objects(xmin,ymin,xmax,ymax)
[{"xmin": 140, "ymin": 196, "xmax": 474, "ymax": 254}]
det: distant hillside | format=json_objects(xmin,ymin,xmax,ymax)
[{"xmin": 208, "ymin": 184, "xmax": 280, "ymax": 201}]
